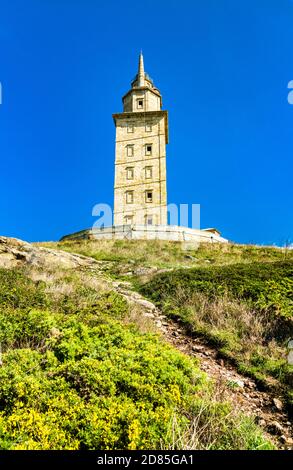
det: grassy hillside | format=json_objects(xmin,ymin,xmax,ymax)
[
  {"xmin": 40, "ymin": 239, "xmax": 290, "ymax": 272},
  {"xmin": 140, "ymin": 262, "xmax": 293, "ymax": 401},
  {"xmin": 0, "ymin": 245, "xmax": 273, "ymax": 450},
  {"xmin": 41, "ymin": 239, "xmax": 293, "ymax": 410}
]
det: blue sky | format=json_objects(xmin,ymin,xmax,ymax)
[{"xmin": 0, "ymin": 0, "xmax": 292, "ymax": 244}]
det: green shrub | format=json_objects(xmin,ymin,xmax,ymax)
[
  {"xmin": 0, "ymin": 269, "xmax": 48, "ymax": 309},
  {"xmin": 0, "ymin": 323, "xmax": 272, "ymax": 450},
  {"xmin": 140, "ymin": 261, "xmax": 293, "ymax": 402},
  {"xmin": 141, "ymin": 261, "xmax": 293, "ymax": 318},
  {"xmin": 0, "ymin": 309, "xmax": 57, "ymax": 350}
]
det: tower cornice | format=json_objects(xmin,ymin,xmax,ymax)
[
  {"xmin": 112, "ymin": 110, "xmax": 169, "ymax": 144},
  {"xmin": 122, "ymin": 86, "xmax": 162, "ymax": 102}
]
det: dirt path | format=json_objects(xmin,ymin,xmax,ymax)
[{"xmin": 114, "ymin": 281, "xmax": 293, "ymax": 450}]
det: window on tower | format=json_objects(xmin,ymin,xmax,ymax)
[
  {"xmin": 126, "ymin": 145, "xmax": 134, "ymax": 157},
  {"xmin": 137, "ymin": 99, "xmax": 144, "ymax": 109},
  {"xmin": 145, "ymin": 214, "xmax": 153, "ymax": 225},
  {"xmin": 127, "ymin": 124, "xmax": 134, "ymax": 133},
  {"xmin": 124, "ymin": 215, "xmax": 134, "ymax": 225},
  {"xmin": 145, "ymin": 190, "xmax": 153, "ymax": 203},
  {"xmin": 145, "ymin": 166, "xmax": 153, "ymax": 179},
  {"xmin": 126, "ymin": 167, "xmax": 134, "ymax": 180},
  {"xmin": 126, "ymin": 191, "xmax": 134, "ymax": 204},
  {"xmin": 145, "ymin": 144, "xmax": 152, "ymax": 156},
  {"xmin": 145, "ymin": 123, "xmax": 152, "ymax": 132}
]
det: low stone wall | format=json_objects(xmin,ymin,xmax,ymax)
[{"xmin": 85, "ymin": 225, "xmax": 229, "ymax": 244}]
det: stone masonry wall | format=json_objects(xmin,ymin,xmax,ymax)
[{"xmin": 113, "ymin": 112, "xmax": 167, "ymax": 225}]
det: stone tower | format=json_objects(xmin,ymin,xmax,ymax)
[{"xmin": 113, "ymin": 53, "xmax": 168, "ymax": 226}]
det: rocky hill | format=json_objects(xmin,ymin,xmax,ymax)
[{"xmin": 0, "ymin": 236, "xmax": 292, "ymax": 450}]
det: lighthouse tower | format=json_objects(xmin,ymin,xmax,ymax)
[{"xmin": 113, "ymin": 52, "xmax": 168, "ymax": 226}]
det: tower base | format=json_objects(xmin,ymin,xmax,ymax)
[{"xmin": 60, "ymin": 225, "xmax": 228, "ymax": 244}]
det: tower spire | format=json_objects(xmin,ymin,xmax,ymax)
[{"xmin": 137, "ymin": 51, "xmax": 145, "ymax": 87}]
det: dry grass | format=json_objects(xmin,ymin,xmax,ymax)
[
  {"xmin": 27, "ymin": 259, "xmax": 155, "ymax": 333},
  {"xmin": 173, "ymin": 285, "xmax": 283, "ymax": 350},
  {"xmin": 123, "ymin": 302, "xmax": 157, "ymax": 334},
  {"xmin": 181, "ymin": 290, "xmax": 270, "ymax": 346},
  {"xmin": 28, "ymin": 269, "xmax": 57, "ymax": 285},
  {"xmin": 26, "ymin": 261, "xmax": 111, "ymax": 313},
  {"xmin": 164, "ymin": 379, "xmax": 271, "ymax": 450},
  {"xmin": 37, "ymin": 239, "xmax": 291, "ymax": 274},
  {"xmin": 161, "ymin": 286, "xmax": 287, "ymax": 388}
]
